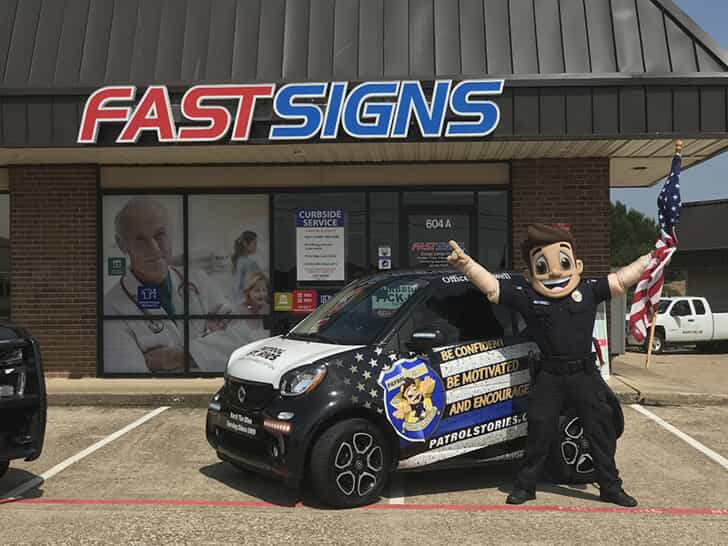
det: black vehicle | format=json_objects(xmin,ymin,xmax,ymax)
[
  {"xmin": 0, "ymin": 324, "xmax": 47, "ymax": 479},
  {"xmin": 206, "ymin": 270, "xmax": 623, "ymax": 508}
]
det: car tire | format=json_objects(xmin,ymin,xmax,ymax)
[
  {"xmin": 309, "ymin": 418, "xmax": 391, "ymax": 508},
  {"xmin": 645, "ymin": 331, "xmax": 665, "ymax": 354},
  {"xmin": 547, "ymin": 410, "xmax": 597, "ymax": 485},
  {"xmin": 0, "ymin": 460, "xmax": 8, "ymax": 479}
]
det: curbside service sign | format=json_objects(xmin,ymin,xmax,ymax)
[
  {"xmin": 296, "ymin": 209, "xmax": 345, "ymax": 282},
  {"xmin": 77, "ymin": 80, "xmax": 504, "ymax": 143}
]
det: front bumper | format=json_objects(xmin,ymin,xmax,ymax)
[{"xmin": 205, "ymin": 390, "xmax": 306, "ymax": 487}]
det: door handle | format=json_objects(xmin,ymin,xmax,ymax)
[{"xmin": 687, "ymin": 319, "xmax": 695, "ymax": 322}]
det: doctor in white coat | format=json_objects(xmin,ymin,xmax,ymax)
[{"xmin": 104, "ymin": 197, "xmax": 257, "ymax": 373}]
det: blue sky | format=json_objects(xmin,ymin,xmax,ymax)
[{"xmin": 610, "ymin": 0, "xmax": 728, "ymax": 218}]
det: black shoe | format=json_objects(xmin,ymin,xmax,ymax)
[
  {"xmin": 600, "ymin": 488, "xmax": 638, "ymax": 507},
  {"xmin": 506, "ymin": 489, "xmax": 536, "ymax": 505}
]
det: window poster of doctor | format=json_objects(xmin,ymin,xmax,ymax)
[{"xmin": 102, "ymin": 194, "xmax": 268, "ymax": 375}]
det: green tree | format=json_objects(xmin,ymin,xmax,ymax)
[
  {"xmin": 610, "ymin": 201, "xmax": 658, "ymax": 268},
  {"xmin": 611, "ymin": 201, "xmax": 685, "ymax": 301}
]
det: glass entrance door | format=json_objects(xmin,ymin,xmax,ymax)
[{"xmin": 406, "ymin": 212, "xmax": 471, "ymax": 269}]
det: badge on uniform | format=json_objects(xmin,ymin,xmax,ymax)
[
  {"xmin": 571, "ymin": 289, "xmax": 583, "ymax": 303},
  {"xmin": 378, "ymin": 357, "xmax": 444, "ymax": 443}
]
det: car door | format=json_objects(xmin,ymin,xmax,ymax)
[
  {"xmin": 668, "ymin": 299, "xmax": 695, "ymax": 342},
  {"xmin": 687, "ymin": 299, "xmax": 712, "ymax": 341},
  {"xmin": 392, "ymin": 282, "xmax": 534, "ymax": 468}
]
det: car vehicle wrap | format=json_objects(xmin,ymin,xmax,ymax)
[{"xmin": 206, "ymin": 270, "xmax": 620, "ymax": 504}]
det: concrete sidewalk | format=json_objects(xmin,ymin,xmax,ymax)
[
  {"xmin": 45, "ymin": 377, "xmax": 223, "ymax": 407},
  {"xmin": 43, "ymin": 350, "xmax": 728, "ymax": 407},
  {"xmin": 609, "ymin": 350, "xmax": 728, "ymax": 406}
]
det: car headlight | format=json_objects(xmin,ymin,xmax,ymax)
[{"xmin": 279, "ymin": 364, "xmax": 327, "ymax": 397}]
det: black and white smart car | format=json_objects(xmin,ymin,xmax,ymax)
[{"xmin": 206, "ymin": 270, "xmax": 623, "ymax": 508}]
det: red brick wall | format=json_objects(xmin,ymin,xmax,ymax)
[
  {"xmin": 511, "ymin": 158, "xmax": 611, "ymax": 277},
  {"xmin": 10, "ymin": 165, "xmax": 97, "ymax": 377}
]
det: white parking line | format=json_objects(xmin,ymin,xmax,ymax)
[
  {"xmin": 2, "ymin": 406, "xmax": 170, "ymax": 500},
  {"xmin": 630, "ymin": 404, "xmax": 728, "ymax": 472},
  {"xmin": 388, "ymin": 473, "xmax": 405, "ymax": 504}
]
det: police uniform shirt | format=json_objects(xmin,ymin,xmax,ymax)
[{"xmin": 499, "ymin": 277, "xmax": 611, "ymax": 359}]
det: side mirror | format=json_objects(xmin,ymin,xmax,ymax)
[{"xmin": 407, "ymin": 327, "xmax": 446, "ymax": 354}]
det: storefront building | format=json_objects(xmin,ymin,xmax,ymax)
[{"xmin": 1, "ymin": 0, "xmax": 727, "ymax": 377}]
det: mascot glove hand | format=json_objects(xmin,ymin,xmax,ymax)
[{"xmin": 447, "ymin": 240, "xmax": 473, "ymax": 272}]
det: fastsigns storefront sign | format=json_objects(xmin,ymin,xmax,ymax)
[{"xmin": 78, "ymin": 79, "xmax": 504, "ymax": 144}]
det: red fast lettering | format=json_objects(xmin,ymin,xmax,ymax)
[{"xmin": 77, "ymin": 86, "xmax": 136, "ymax": 143}]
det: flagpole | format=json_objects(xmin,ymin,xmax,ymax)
[
  {"xmin": 645, "ymin": 139, "xmax": 683, "ymax": 370},
  {"xmin": 645, "ymin": 315, "xmax": 657, "ymax": 368}
]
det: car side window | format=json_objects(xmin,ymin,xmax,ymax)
[
  {"xmin": 397, "ymin": 286, "xmax": 516, "ymax": 350},
  {"xmin": 692, "ymin": 299, "xmax": 706, "ymax": 315},
  {"xmin": 671, "ymin": 300, "xmax": 692, "ymax": 317}
]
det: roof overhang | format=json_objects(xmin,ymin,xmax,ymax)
[{"xmin": 1, "ymin": 136, "xmax": 724, "ymax": 188}]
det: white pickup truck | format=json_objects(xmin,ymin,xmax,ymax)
[{"xmin": 628, "ymin": 297, "xmax": 728, "ymax": 353}]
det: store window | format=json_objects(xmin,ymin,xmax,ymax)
[
  {"xmin": 478, "ymin": 191, "xmax": 509, "ymax": 270},
  {"xmin": 0, "ymin": 194, "xmax": 9, "ymax": 321},
  {"xmin": 100, "ymin": 186, "xmax": 510, "ymax": 375},
  {"xmin": 273, "ymin": 192, "xmax": 367, "ymax": 289},
  {"xmin": 101, "ymin": 193, "xmax": 270, "ymax": 375}
]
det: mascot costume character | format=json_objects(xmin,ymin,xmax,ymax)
[{"xmin": 448, "ymin": 225, "xmax": 652, "ymax": 507}]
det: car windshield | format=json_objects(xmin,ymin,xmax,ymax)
[
  {"xmin": 287, "ymin": 277, "xmax": 429, "ymax": 345},
  {"xmin": 657, "ymin": 300, "xmax": 670, "ymax": 314}
]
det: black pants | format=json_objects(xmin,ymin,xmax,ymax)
[{"xmin": 514, "ymin": 368, "xmax": 622, "ymax": 495}]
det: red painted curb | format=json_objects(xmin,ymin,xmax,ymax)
[{"xmin": 1, "ymin": 497, "xmax": 727, "ymax": 516}]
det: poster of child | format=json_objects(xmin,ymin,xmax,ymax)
[
  {"xmin": 187, "ymin": 194, "xmax": 270, "ymax": 315},
  {"xmin": 241, "ymin": 271, "xmax": 271, "ymax": 315}
]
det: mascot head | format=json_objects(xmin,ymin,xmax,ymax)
[{"xmin": 521, "ymin": 223, "xmax": 583, "ymax": 299}]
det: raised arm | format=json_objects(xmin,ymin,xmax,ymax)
[
  {"xmin": 447, "ymin": 240, "xmax": 501, "ymax": 303},
  {"xmin": 607, "ymin": 252, "xmax": 652, "ymax": 297}
]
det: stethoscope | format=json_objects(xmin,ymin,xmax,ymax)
[{"xmin": 120, "ymin": 266, "xmax": 202, "ymax": 333}]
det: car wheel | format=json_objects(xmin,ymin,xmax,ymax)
[
  {"xmin": 0, "ymin": 460, "xmax": 8, "ymax": 478},
  {"xmin": 309, "ymin": 418, "xmax": 391, "ymax": 508},
  {"xmin": 645, "ymin": 331, "xmax": 665, "ymax": 354},
  {"xmin": 547, "ymin": 410, "xmax": 597, "ymax": 485}
]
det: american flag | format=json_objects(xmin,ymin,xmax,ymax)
[{"xmin": 627, "ymin": 153, "xmax": 682, "ymax": 343}]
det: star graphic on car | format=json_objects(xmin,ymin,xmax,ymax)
[
  {"xmin": 354, "ymin": 353, "xmax": 364, "ymax": 362},
  {"xmin": 349, "ymin": 365, "xmax": 358, "ymax": 374},
  {"xmin": 364, "ymin": 401, "xmax": 372, "ymax": 409},
  {"xmin": 369, "ymin": 359, "xmax": 378, "ymax": 368},
  {"xmin": 388, "ymin": 353, "xmax": 398, "ymax": 361},
  {"xmin": 362, "ymin": 370, "xmax": 371, "ymax": 380},
  {"xmin": 344, "ymin": 377, "xmax": 351, "ymax": 386},
  {"xmin": 369, "ymin": 389, "xmax": 378, "ymax": 398},
  {"xmin": 351, "ymin": 395, "xmax": 359, "ymax": 404},
  {"xmin": 374, "ymin": 346, "xmax": 383, "ymax": 355},
  {"xmin": 357, "ymin": 383, "xmax": 365, "ymax": 392}
]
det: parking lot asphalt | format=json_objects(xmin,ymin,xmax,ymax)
[{"xmin": 1, "ymin": 406, "xmax": 727, "ymax": 545}]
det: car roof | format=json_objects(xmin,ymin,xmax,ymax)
[{"xmin": 358, "ymin": 268, "xmax": 525, "ymax": 288}]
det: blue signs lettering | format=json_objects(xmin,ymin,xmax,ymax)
[{"xmin": 270, "ymin": 79, "xmax": 503, "ymax": 140}]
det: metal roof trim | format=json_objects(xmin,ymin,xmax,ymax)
[{"xmin": 658, "ymin": 0, "xmax": 728, "ymax": 69}]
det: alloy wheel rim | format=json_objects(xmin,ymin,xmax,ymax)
[{"xmin": 334, "ymin": 432, "xmax": 384, "ymax": 497}]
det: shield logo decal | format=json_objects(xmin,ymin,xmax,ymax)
[
  {"xmin": 237, "ymin": 385, "xmax": 247, "ymax": 404},
  {"xmin": 377, "ymin": 357, "xmax": 445, "ymax": 443}
]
